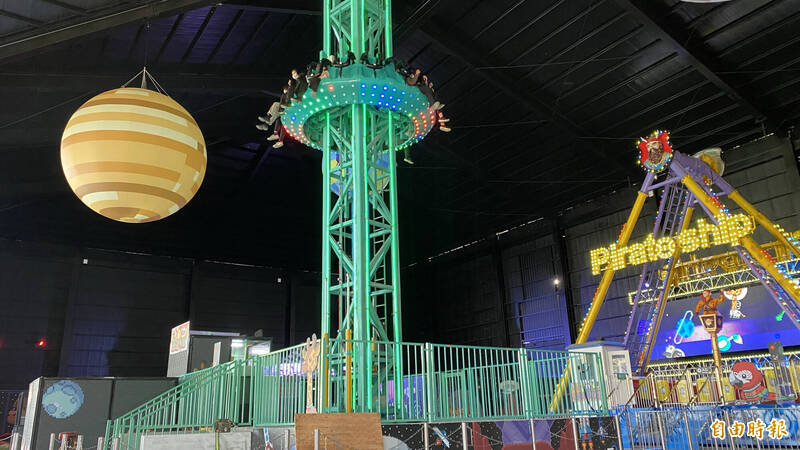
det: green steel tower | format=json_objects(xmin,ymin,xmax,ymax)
[{"xmin": 282, "ymin": 0, "xmax": 436, "ymax": 412}]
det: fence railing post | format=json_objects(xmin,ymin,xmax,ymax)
[
  {"xmin": 529, "ymin": 418, "xmax": 536, "ymax": 447},
  {"xmin": 650, "ymin": 374, "xmax": 660, "ymax": 408},
  {"xmin": 423, "ymin": 343, "xmax": 435, "ymax": 422},
  {"xmin": 570, "ymin": 418, "xmax": 579, "ymax": 450},
  {"xmin": 594, "ymin": 353, "xmax": 608, "ymax": 414},
  {"xmin": 656, "ymin": 410, "xmax": 667, "ymax": 448},
  {"xmin": 103, "ymin": 420, "xmax": 112, "ymax": 450},
  {"xmin": 10, "ymin": 432, "xmax": 21, "ymax": 450},
  {"xmin": 613, "ymin": 414, "xmax": 624, "ymax": 450},
  {"xmin": 517, "ymin": 348, "xmax": 532, "ymax": 419},
  {"xmin": 625, "ymin": 409, "xmax": 635, "ymax": 449},
  {"xmin": 683, "ymin": 408, "xmax": 694, "ymax": 450}
]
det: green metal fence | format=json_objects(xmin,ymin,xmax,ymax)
[
  {"xmin": 104, "ymin": 340, "xmax": 607, "ymax": 449},
  {"xmin": 104, "ymin": 356, "xmax": 253, "ymax": 449}
]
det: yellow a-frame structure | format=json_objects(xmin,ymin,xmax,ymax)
[
  {"xmin": 580, "ymin": 146, "xmax": 800, "ymax": 376},
  {"xmin": 551, "ymin": 137, "xmax": 800, "ymax": 412}
]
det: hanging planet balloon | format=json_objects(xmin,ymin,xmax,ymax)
[{"xmin": 61, "ymin": 88, "xmax": 207, "ymax": 223}]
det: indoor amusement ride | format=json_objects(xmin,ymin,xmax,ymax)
[
  {"xmin": 582, "ymin": 131, "xmax": 800, "ymax": 380},
  {"xmin": 41, "ymin": 0, "xmax": 800, "ymax": 448}
]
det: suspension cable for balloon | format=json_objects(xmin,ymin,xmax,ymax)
[
  {"xmin": 120, "ymin": 67, "xmax": 170, "ymax": 96},
  {"xmin": 145, "ymin": 69, "xmax": 170, "ymax": 96},
  {"xmin": 118, "ymin": 22, "xmax": 170, "ymax": 97},
  {"xmin": 120, "ymin": 69, "xmax": 142, "ymax": 88}
]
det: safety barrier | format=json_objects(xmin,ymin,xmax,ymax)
[
  {"xmin": 104, "ymin": 355, "xmax": 254, "ymax": 449},
  {"xmin": 632, "ymin": 355, "xmax": 800, "ymax": 407},
  {"xmin": 104, "ymin": 339, "xmax": 607, "ymax": 449},
  {"xmin": 619, "ymin": 405, "xmax": 800, "ymax": 449}
]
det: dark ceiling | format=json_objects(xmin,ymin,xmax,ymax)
[{"xmin": 1, "ymin": 0, "xmax": 799, "ymax": 270}]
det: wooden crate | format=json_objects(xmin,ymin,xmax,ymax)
[{"xmin": 295, "ymin": 412, "xmax": 382, "ymax": 450}]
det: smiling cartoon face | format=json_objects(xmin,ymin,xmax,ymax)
[
  {"xmin": 637, "ymin": 131, "xmax": 673, "ymax": 172},
  {"xmin": 646, "ymin": 140, "xmax": 665, "ymax": 165}
]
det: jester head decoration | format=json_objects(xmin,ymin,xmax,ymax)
[{"xmin": 637, "ymin": 130, "xmax": 673, "ymax": 173}]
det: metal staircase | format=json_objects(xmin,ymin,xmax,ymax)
[
  {"xmin": 735, "ymin": 246, "xmax": 800, "ymax": 325},
  {"xmin": 624, "ymin": 183, "xmax": 691, "ymax": 374}
]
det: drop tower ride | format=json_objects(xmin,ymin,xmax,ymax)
[{"xmin": 281, "ymin": 0, "xmax": 437, "ymax": 413}]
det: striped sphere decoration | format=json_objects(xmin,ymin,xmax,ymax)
[{"xmin": 60, "ymin": 88, "xmax": 206, "ymax": 223}]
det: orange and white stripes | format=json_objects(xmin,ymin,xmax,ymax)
[{"xmin": 60, "ymin": 88, "xmax": 206, "ymax": 223}]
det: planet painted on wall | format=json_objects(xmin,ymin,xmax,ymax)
[
  {"xmin": 675, "ymin": 313, "xmax": 695, "ymax": 339},
  {"xmin": 382, "ymin": 436, "xmax": 411, "ymax": 450},
  {"xmin": 42, "ymin": 380, "xmax": 84, "ymax": 419}
]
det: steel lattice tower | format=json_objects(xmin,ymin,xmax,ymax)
[{"xmin": 282, "ymin": 0, "xmax": 436, "ymax": 412}]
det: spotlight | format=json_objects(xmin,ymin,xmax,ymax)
[{"xmin": 553, "ymin": 278, "xmax": 560, "ymax": 286}]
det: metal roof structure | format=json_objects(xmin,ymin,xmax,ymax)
[{"xmin": 1, "ymin": 0, "xmax": 799, "ymax": 269}]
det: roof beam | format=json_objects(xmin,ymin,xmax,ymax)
[
  {"xmin": 613, "ymin": 0, "xmax": 775, "ymax": 129},
  {"xmin": 417, "ymin": 20, "xmax": 631, "ymax": 172},
  {"xmin": 0, "ymin": 9, "xmax": 44, "ymax": 26},
  {"xmin": 0, "ymin": 69, "xmax": 286, "ymax": 93},
  {"xmin": 40, "ymin": 0, "xmax": 88, "ymax": 15},
  {"xmin": 0, "ymin": 0, "xmax": 319, "ymax": 63},
  {"xmin": 0, "ymin": 0, "xmax": 214, "ymax": 62},
  {"xmin": 182, "ymin": 7, "xmax": 217, "ymax": 63},
  {"xmin": 155, "ymin": 13, "xmax": 187, "ymax": 62},
  {"xmin": 224, "ymin": 0, "xmax": 320, "ymax": 15},
  {"xmin": 393, "ymin": 0, "xmax": 444, "ymax": 41},
  {"xmin": 206, "ymin": 8, "xmax": 244, "ymax": 63}
]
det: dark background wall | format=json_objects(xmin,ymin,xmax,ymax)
[
  {"xmin": 403, "ymin": 134, "xmax": 800, "ymax": 352},
  {"xmin": 2, "ymin": 134, "xmax": 799, "ymax": 390},
  {"xmin": 0, "ymin": 240, "xmax": 319, "ymax": 390}
]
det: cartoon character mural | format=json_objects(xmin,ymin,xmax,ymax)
[
  {"xmin": 695, "ymin": 289, "xmax": 724, "ymax": 317},
  {"xmin": 729, "ymin": 361, "xmax": 776, "ymax": 403},
  {"xmin": 724, "ymin": 287, "xmax": 748, "ymax": 319},
  {"xmin": 663, "ymin": 344, "xmax": 686, "ymax": 359},
  {"xmin": 382, "ymin": 419, "xmax": 618, "ymax": 450}
]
